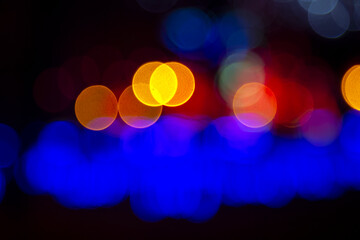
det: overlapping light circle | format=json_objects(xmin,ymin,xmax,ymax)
[
  {"xmin": 75, "ymin": 62, "xmax": 195, "ymax": 130},
  {"xmin": 132, "ymin": 61, "xmax": 195, "ymax": 107}
]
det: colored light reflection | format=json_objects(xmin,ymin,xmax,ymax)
[
  {"xmin": 163, "ymin": 8, "xmax": 211, "ymax": 51},
  {"xmin": 17, "ymin": 111, "xmax": 360, "ymax": 221},
  {"xmin": 298, "ymin": 0, "xmax": 339, "ymax": 15},
  {"xmin": 149, "ymin": 63, "xmax": 178, "ymax": 105},
  {"xmin": 24, "ymin": 121, "xmax": 128, "ymax": 208},
  {"xmin": 272, "ymin": 81, "xmax": 314, "ymax": 128},
  {"xmin": 301, "ymin": 109, "xmax": 341, "ymax": 147},
  {"xmin": 308, "ymin": 1, "xmax": 350, "ymax": 39},
  {"xmin": 233, "ymin": 83, "xmax": 277, "ymax": 128},
  {"xmin": 119, "ymin": 86, "xmax": 162, "ymax": 129},
  {"xmin": 342, "ymin": 65, "xmax": 360, "ymax": 111},
  {"xmin": 218, "ymin": 51, "xmax": 265, "ymax": 106},
  {"xmin": 132, "ymin": 61, "xmax": 195, "ymax": 107},
  {"xmin": 132, "ymin": 61, "xmax": 163, "ymax": 107},
  {"xmin": 164, "ymin": 62, "xmax": 195, "ymax": 107},
  {"xmin": 75, "ymin": 85, "xmax": 118, "ymax": 131}
]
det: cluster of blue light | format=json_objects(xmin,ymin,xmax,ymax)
[
  {"xmin": 8, "ymin": 110, "xmax": 358, "ymax": 222},
  {"xmin": 161, "ymin": 8, "xmax": 259, "ymax": 65}
]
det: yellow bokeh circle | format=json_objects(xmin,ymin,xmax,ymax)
[{"xmin": 132, "ymin": 61, "xmax": 195, "ymax": 107}]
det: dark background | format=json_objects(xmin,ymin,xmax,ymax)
[{"xmin": 1, "ymin": 0, "xmax": 360, "ymax": 238}]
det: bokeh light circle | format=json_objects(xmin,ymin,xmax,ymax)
[
  {"xmin": 233, "ymin": 83, "xmax": 277, "ymax": 128},
  {"xmin": 218, "ymin": 51, "xmax": 265, "ymax": 106},
  {"xmin": 308, "ymin": 1, "xmax": 350, "ymax": 39},
  {"xmin": 298, "ymin": 0, "xmax": 339, "ymax": 15},
  {"xmin": 119, "ymin": 86, "xmax": 162, "ymax": 129},
  {"xmin": 149, "ymin": 63, "xmax": 178, "ymax": 105},
  {"xmin": 342, "ymin": 65, "xmax": 360, "ymax": 111},
  {"xmin": 164, "ymin": 62, "xmax": 195, "ymax": 107},
  {"xmin": 132, "ymin": 62, "xmax": 163, "ymax": 107},
  {"xmin": 75, "ymin": 85, "xmax": 118, "ymax": 131}
]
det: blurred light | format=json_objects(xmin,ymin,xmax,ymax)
[
  {"xmin": 149, "ymin": 63, "xmax": 178, "ymax": 105},
  {"xmin": 218, "ymin": 11, "xmax": 248, "ymax": 51},
  {"xmin": 292, "ymin": 141, "xmax": 337, "ymax": 200},
  {"xmin": 24, "ymin": 121, "xmax": 128, "ymax": 208},
  {"xmin": 340, "ymin": 110, "xmax": 360, "ymax": 157},
  {"xmin": 0, "ymin": 123, "xmax": 20, "ymax": 168},
  {"xmin": 213, "ymin": 116, "xmax": 273, "ymax": 161},
  {"xmin": 136, "ymin": 0, "xmax": 178, "ymax": 13},
  {"xmin": 272, "ymin": 81, "xmax": 314, "ymax": 128},
  {"xmin": 75, "ymin": 85, "xmax": 118, "ymax": 131},
  {"xmin": 298, "ymin": 0, "xmax": 338, "ymax": 15},
  {"xmin": 218, "ymin": 51, "xmax": 265, "ymax": 106},
  {"xmin": 342, "ymin": 65, "xmax": 360, "ymax": 111},
  {"xmin": 164, "ymin": 62, "xmax": 195, "ymax": 107},
  {"xmin": 301, "ymin": 109, "xmax": 341, "ymax": 146},
  {"xmin": 162, "ymin": 8, "xmax": 211, "ymax": 51},
  {"xmin": 164, "ymin": 69, "xmax": 226, "ymax": 118},
  {"xmin": 233, "ymin": 82, "xmax": 277, "ymax": 128},
  {"xmin": 218, "ymin": 10, "xmax": 263, "ymax": 51},
  {"xmin": 119, "ymin": 86, "xmax": 162, "ymax": 129},
  {"xmin": 308, "ymin": 1, "xmax": 350, "ymax": 38},
  {"xmin": 346, "ymin": 0, "xmax": 360, "ymax": 31},
  {"xmin": 132, "ymin": 61, "xmax": 164, "ymax": 107}
]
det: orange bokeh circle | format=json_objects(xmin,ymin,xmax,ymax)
[
  {"xmin": 118, "ymin": 86, "xmax": 162, "ymax": 129},
  {"xmin": 233, "ymin": 82, "xmax": 277, "ymax": 128},
  {"xmin": 75, "ymin": 85, "xmax": 118, "ymax": 131}
]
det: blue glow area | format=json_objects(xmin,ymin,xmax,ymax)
[
  {"xmin": 338, "ymin": 110, "xmax": 360, "ymax": 190},
  {"xmin": 19, "ymin": 111, "xmax": 360, "ymax": 221},
  {"xmin": 24, "ymin": 121, "xmax": 128, "ymax": 208},
  {"xmin": 202, "ymin": 25, "xmax": 227, "ymax": 65},
  {"xmin": 162, "ymin": 8, "xmax": 211, "ymax": 52},
  {"xmin": 340, "ymin": 110, "xmax": 360, "ymax": 157},
  {"xmin": 0, "ymin": 123, "xmax": 20, "ymax": 168},
  {"xmin": 213, "ymin": 116, "xmax": 273, "ymax": 163},
  {"xmin": 218, "ymin": 12, "xmax": 249, "ymax": 52}
]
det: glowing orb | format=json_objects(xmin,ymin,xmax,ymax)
[
  {"xmin": 164, "ymin": 62, "xmax": 195, "ymax": 107},
  {"xmin": 149, "ymin": 63, "xmax": 178, "ymax": 105},
  {"xmin": 132, "ymin": 62, "xmax": 164, "ymax": 107},
  {"xmin": 119, "ymin": 86, "xmax": 162, "ymax": 129},
  {"xmin": 342, "ymin": 65, "xmax": 360, "ymax": 111},
  {"xmin": 75, "ymin": 85, "xmax": 118, "ymax": 131},
  {"xmin": 132, "ymin": 62, "xmax": 178, "ymax": 107},
  {"xmin": 233, "ymin": 83, "xmax": 277, "ymax": 128}
]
